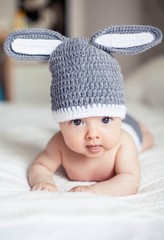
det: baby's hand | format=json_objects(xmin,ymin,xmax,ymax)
[
  {"xmin": 69, "ymin": 185, "xmax": 96, "ymax": 194},
  {"xmin": 31, "ymin": 182, "xmax": 58, "ymax": 192}
]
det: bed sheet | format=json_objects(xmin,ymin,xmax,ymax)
[{"xmin": 0, "ymin": 102, "xmax": 164, "ymax": 240}]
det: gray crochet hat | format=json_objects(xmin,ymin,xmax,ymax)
[
  {"xmin": 4, "ymin": 25, "xmax": 162, "ymax": 122},
  {"xmin": 49, "ymin": 38, "xmax": 125, "ymax": 121}
]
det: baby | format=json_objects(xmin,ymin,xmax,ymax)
[
  {"xmin": 4, "ymin": 25, "xmax": 162, "ymax": 196},
  {"xmin": 28, "ymin": 115, "xmax": 153, "ymax": 196}
]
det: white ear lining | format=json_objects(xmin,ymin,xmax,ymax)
[
  {"xmin": 95, "ymin": 32, "xmax": 154, "ymax": 48},
  {"xmin": 11, "ymin": 39, "xmax": 63, "ymax": 55}
]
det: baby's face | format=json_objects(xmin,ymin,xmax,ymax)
[{"xmin": 59, "ymin": 116, "xmax": 122, "ymax": 158}]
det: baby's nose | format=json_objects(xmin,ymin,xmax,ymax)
[{"xmin": 86, "ymin": 126, "xmax": 100, "ymax": 140}]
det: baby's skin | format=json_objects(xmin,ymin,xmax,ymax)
[{"xmin": 28, "ymin": 116, "xmax": 140, "ymax": 196}]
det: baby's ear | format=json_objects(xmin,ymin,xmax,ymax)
[
  {"xmin": 90, "ymin": 25, "xmax": 163, "ymax": 55},
  {"xmin": 4, "ymin": 28, "xmax": 66, "ymax": 61}
]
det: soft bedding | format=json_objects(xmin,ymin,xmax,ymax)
[{"xmin": 0, "ymin": 100, "xmax": 164, "ymax": 240}]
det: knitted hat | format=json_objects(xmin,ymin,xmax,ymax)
[
  {"xmin": 4, "ymin": 25, "xmax": 162, "ymax": 122},
  {"xmin": 49, "ymin": 38, "xmax": 125, "ymax": 121}
]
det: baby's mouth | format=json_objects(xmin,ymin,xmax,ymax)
[{"xmin": 86, "ymin": 145, "xmax": 102, "ymax": 153}]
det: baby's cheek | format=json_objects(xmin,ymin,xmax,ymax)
[
  {"xmin": 65, "ymin": 137, "xmax": 80, "ymax": 152},
  {"xmin": 103, "ymin": 133, "xmax": 120, "ymax": 149}
]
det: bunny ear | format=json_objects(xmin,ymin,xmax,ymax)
[
  {"xmin": 90, "ymin": 25, "xmax": 163, "ymax": 55},
  {"xmin": 4, "ymin": 28, "xmax": 66, "ymax": 61}
]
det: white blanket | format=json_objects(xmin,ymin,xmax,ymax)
[{"xmin": 0, "ymin": 102, "xmax": 164, "ymax": 240}]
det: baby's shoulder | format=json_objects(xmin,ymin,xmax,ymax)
[
  {"xmin": 116, "ymin": 129, "xmax": 139, "ymax": 163},
  {"xmin": 120, "ymin": 128, "xmax": 136, "ymax": 147},
  {"xmin": 45, "ymin": 131, "xmax": 65, "ymax": 157},
  {"xmin": 48, "ymin": 131, "xmax": 64, "ymax": 147}
]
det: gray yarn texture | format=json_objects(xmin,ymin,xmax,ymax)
[
  {"xmin": 3, "ymin": 25, "xmax": 163, "ymax": 122},
  {"xmin": 49, "ymin": 38, "xmax": 125, "ymax": 114}
]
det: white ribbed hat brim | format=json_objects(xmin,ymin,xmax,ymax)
[{"xmin": 52, "ymin": 104, "xmax": 126, "ymax": 122}]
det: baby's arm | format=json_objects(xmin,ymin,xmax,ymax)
[
  {"xmin": 28, "ymin": 132, "xmax": 62, "ymax": 192},
  {"xmin": 92, "ymin": 135, "xmax": 140, "ymax": 196},
  {"xmin": 71, "ymin": 133, "xmax": 140, "ymax": 196}
]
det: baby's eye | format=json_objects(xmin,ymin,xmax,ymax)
[
  {"xmin": 101, "ymin": 117, "xmax": 112, "ymax": 124},
  {"xmin": 71, "ymin": 119, "xmax": 83, "ymax": 126}
]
